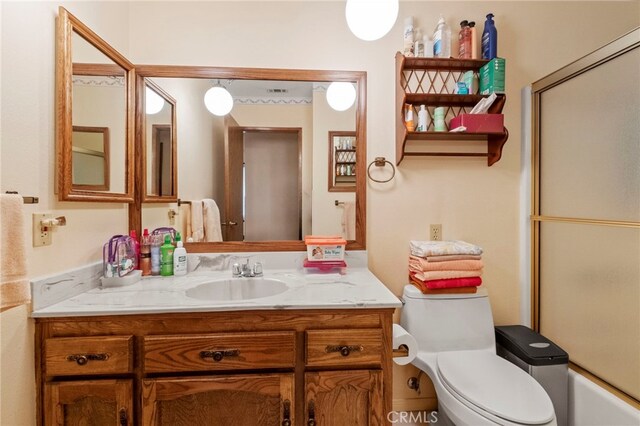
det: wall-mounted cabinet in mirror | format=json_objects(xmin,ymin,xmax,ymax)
[
  {"xmin": 133, "ymin": 67, "xmax": 366, "ymax": 252},
  {"xmin": 142, "ymin": 79, "xmax": 177, "ymax": 202},
  {"xmin": 329, "ymin": 131, "xmax": 357, "ymax": 193},
  {"xmin": 56, "ymin": 7, "xmax": 134, "ymax": 202}
]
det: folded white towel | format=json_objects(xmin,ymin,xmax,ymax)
[
  {"xmin": 410, "ymin": 240, "xmax": 483, "ymax": 257},
  {"xmin": 190, "ymin": 200, "xmax": 204, "ymax": 242},
  {"xmin": 341, "ymin": 201, "xmax": 356, "ymax": 240},
  {"xmin": 203, "ymin": 199, "xmax": 223, "ymax": 242},
  {"xmin": 1, "ymin": 194, "xmax": 30, "ymax": 310}
]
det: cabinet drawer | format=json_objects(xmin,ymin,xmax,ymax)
[
  {"xmin": 306, "ymin": 329, "xmax": 383, "ymax": 367},
  {"xmin": 45, "ymin": 335, "xmax": 133, "ymax": 376},
  {"xmin": 143, "ymin": 331, "xmax": 296, "ymax": 373}
]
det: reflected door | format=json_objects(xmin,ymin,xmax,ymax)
[{"xmin": 224, "ymin": 117, "xmax": 244, "ymax": 241}]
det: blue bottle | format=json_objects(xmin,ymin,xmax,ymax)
[{"xmin": 481, "ymin": 13, "xmax": 498, "ymax": 60}]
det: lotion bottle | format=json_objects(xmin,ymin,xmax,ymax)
[
  {"xmin": 482, "ymin": 13, "xmax": 498, "ymax": 60},
  {"xmin": 173, "ymin": 232, "xmax": 187, "ymax": 276},
  {"xmin": 417, "ymin": 105, "xmax": 428, "ymax": 132}
]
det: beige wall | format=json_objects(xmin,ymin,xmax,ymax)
[{"xmin": 1, "ymin": 1, "xmax": 638, "ymax": 423}]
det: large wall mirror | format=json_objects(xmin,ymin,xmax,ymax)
[
  {"xmin": 133, "ymin": 66, "xmax": 366, "ymax": 252},
  {"xmin": 56, "ymin": 7, "xmax": 135, "ymax": 202}
]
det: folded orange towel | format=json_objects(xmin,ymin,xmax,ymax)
[
  {"xmin": 424, "ymin": 254, "xmax": 482, "ymax": 262},
  {"xmin": 409, "ymin": 255, "xmax": 484, "ymax": 272},
  {"xmin": 410, "ymin": 276, "xmax": 478, "ymax": 294},
  {"xmin": 409, "ymin": 265, "xmax": 482, "ymax": 281}
]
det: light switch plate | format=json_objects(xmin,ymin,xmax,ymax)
[{"xmin": 33, "ymin": 213, "xmax": 52, "ymax": 247}]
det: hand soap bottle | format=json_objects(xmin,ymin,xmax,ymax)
[{"xmin": 173, "ymin": 232, "xmax": 187, "ymax": 276}]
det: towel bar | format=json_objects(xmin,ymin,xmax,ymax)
[{"xmin": 5, "ymin": 191, "xmax": 39, "ymax": 204}]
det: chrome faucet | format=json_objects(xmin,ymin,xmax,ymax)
[{"xmin": 232, "ymin": 259, "xmax": 263, "ymax": 278}]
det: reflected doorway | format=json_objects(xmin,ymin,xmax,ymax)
[{"xmin": 225, "ymin": 126, "xmax": 302, "ymax": 241}]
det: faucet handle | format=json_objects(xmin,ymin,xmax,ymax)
[
  {"xmin": 232, "ymin": 263, "xmax": 241, "ymax": 277},
  {"xmin": 253, "ymin": 262, "xmax": 263, "ymax": 277}
]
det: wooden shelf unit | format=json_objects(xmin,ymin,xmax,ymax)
[{"xmin": 395, "ymin": 52, "xmax": 508, "ymax": 166}]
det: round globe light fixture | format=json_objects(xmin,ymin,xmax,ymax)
[
  {"xmin": 145, "ymin": 87, "xmax": 165, "ymax": 115},
  {"xmin": 204, "ymin": 86, "xmax": 233, "ymax": 116},
  {"xmin": 326, "ymin": 82, "xmax": 356, "ymax": 112},
  {"xmin": 345, "ymin": 0, "xmax": 399, "ymax": 41}
]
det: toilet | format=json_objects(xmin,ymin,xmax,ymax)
[{"xmin": 400, "ymin": 285, "xmax": 557, "ymax": 426}]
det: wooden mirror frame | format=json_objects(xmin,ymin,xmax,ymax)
[
  {"xmin": 56, "ymin": 7, "xmax": 135, "ymax": 202},
  {"xmin": 140, "ymin": 78, "xmax": 178, "ymax": 203},
  {"xmin": 129, "ymin": 66, "xmax": 367, "ymax": 252}
]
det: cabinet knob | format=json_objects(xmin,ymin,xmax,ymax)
[
  {"xmin": 325, "ymin": 344, "xmax": 363, "ymax": 357},
  {"xmin": 66, "ymin": 353, "xmax": 109, "ymax": 365},
  {"xmin": 199, "ymin": 349, "xmax": 240, "ymax": 362},
  {"xmin": 119, "ymin": 408, "xmax": 127, "ymax": 426},
  {"xmin": 307, "ymin": 399, "xmax": 316, "ymax": 426},
  {"xmin": 282, "ymin": 399, "xmax": 291, "ymax": 426}
]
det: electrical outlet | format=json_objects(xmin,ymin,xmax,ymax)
[
  {"xmin": 430, "ymin": 224, "xmax": 442, "ymax": 241},
  {"xmin": 33, "ymin": 213, "xmax": 53, "ymax": 247}
]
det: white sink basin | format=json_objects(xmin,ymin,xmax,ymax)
[{"xmin": 185, "ymin": 278, "xmax": 288, "ymax": 301}]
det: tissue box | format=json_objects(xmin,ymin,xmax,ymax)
[{"xmin": 450, "ymin": 114, "xmax": 504, "ymax": 133}]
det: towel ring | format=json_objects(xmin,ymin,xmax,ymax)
[{"xmin": 367, "ymin": 157, "xmax": 396, "ymax": 184}]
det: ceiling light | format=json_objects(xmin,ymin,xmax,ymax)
[
  {"xmin": 345, "ymin": 0, "xmax": 399, "ymax": 41},
  {"xmin": 326, "ymin": 82, "xmax": 356, "ymax": 112},
  {"xmin": 145, "ymin": 87, "xmax": 165, "ymax": 115},
  {"xmin": 204, "ymin": 85, "xmax": 233, "ymax": 116}
]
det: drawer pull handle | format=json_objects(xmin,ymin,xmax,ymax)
[
  {"xmin": 307, "ymin": 400, "xmax": 316, "ymax": 426},
  {"xmin": 325, "ymin": 345, "xmax": 363, "ymax": 357},
  {"xmin": 119, "ymin": 408, "xmax": 127, "ymax": 426},
  {"xmin": 66, "ymin": 353, "xmax": 109, "ymax": 365},
  {"xmin": 199, "ymin": 349, "xmax": 240, "ymax": 362},
  {"xmin": 282, "ymin": 399, "xmax": 291, "ymax": 426}
]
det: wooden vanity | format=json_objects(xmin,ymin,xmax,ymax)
[{"xmin": 36, "ymin": 308, "xmax": 394, "ymax": 425}]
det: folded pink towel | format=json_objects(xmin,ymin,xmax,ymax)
[
  {"xmin": 409, "ymin": 256, "xmax": 484, "ymax": 272},
  {"xmin": 423, "ymin": 276, "xmax": 482, "ymax": 290},
  {"xmin": 409, "ymin": 265, "xmax": 482, "ymax": 281}
]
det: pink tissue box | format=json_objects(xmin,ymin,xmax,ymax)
[{"xmin": 450, "ymin": 114, "xmax": 504, "ymax": 133}]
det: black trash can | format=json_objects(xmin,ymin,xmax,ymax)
[{"xmin": 495, "ymin": 325, "xmax": 569, "ymax": 426}]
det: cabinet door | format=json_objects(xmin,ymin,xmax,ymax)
[
  {"xmin": 305, "ymin": 370, "xmax": 383, "ymax": 426},
  {"xmin": 142, "ymin": 373, "xmax": 294, "ymax": 426},
  {"xmin": 45, "ymin": 379, "xmax": 133, "ymax": 426}
]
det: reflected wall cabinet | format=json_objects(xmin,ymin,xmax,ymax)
[{"xmin": 329, "ymin": 131, "xmax": 356, "ymax": 192}]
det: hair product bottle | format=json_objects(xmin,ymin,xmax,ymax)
[
  {"xmin": 482, "ymin": 13, "xmax": 498, "ymax": 60},
  {"xmin": 140, "ymin": 228, "xmax": 151, "ymax": 276},
  {"xmin": 469, "ymin": 21, "xmax": 479, "ymax": 59}
]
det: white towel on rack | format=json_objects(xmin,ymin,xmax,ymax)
[
  {"xmin": 203, "ymin": 199, "xmax": 223, "ymax": 242},
  {"xmin": 341, "ymin": 201, "xmax": 356, "ymax": 240},
  {"xmin": 190, "ymin": 200, "xmax": 205, "ymax": 242},
  {"xmin": 1, "ymin": 194, "xmax": 30, "ymax": 310}
]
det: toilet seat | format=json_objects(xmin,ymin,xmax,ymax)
[{"xmin": 437, "ymin": 351, "xmax": 555, "ymax": 425}]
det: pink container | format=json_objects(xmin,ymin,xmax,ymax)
[{"xmin": 450, "ymin": 113, "xmax": 504, "ymax": 133}]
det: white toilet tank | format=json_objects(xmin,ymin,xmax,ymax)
[{"xmin": 400, "ymin": 285, "xmax": 496, "ymax": 354}]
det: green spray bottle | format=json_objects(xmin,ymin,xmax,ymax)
[{"xmin": 160, "ymin": 234, "xmax": 175, "ymax": 276}]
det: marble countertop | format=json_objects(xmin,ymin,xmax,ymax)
[{"xmin": 31, "ymin": 266, "xmax": 402, "ymax": 318}]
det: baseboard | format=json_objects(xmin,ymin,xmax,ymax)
[{"xmin": 393, "ymin": 397, "xmax": 437, "ymax": 412}]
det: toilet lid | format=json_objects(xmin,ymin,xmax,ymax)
[{"xmin": 437, "ymin": 351, "xmax": 555, "ymax": 425}]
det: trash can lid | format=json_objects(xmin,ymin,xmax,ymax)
[{"xmin": 495, "ymin": 325, "xmax": 568, "ymax": 366}]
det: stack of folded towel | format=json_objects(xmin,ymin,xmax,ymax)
[{"xmin": 409, "ymin": 240, "xmax": 483, "ymax": 293}]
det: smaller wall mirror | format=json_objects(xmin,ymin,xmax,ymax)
[
  {"xmin": 56, "ymin": 7, "xmax": 135, "ymax": 202},
  {"xmin": 142, "ymin": 79, "xmax": 177, "ymax": 202},
  {"xmin": 328, "ymin": 131, "xmax": 356, "ymax": 192},
  {"xmin": 72, "ymin": 126, "xmax": 109, "ymax": 190}
]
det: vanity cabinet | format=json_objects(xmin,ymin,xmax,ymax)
[{"xmin": 36, "ymin": 309, "xmax": 394, "ymax": 426}]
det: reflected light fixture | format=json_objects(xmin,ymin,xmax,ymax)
[
  {"xmin": 204, "ymin": 81, "xmax": 233, "ymax": 116},
  {"xmin": 345, "ymin": 0, "xmax": 399, "ymax": 41},
  {"xmin": 145, "ymin": 87, "xmax": 165, "ymax": 115},
  {"xmin": 326, "ymin": 82, "xmax": 356, "ymax": 112}
]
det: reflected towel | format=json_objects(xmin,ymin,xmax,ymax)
[
  {"xmin": 410, "ymin": 240, "xmax": 483, "ymax": 257},
  {"xmin": 341, "ymin": 201, "xmax": 355, "ymax": 240},
  {"xmin": 190, "ymin": 200, "xmax": 204, "ymax": 242},
  {"xmin": 410, "ymin": 273, "xmax": 482, "ymax": 290},
  {"xmin": 409, "ymin": 255, "xmax": 484, "ymax": 272},
  {"xmin": 1, "ymin": 194, "xmax": 30, "ymax": 310},
  {"xmin": 409, "ymin": 266, "xmax": 482, "ymax": 281},
  {"xmin": 203, "ymin": 199, "xmax": 223, "ymax": 242}
]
